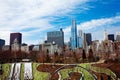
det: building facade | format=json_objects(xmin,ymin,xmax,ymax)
[
  {"xmin": 77, "ymin": 30, "xmax": 83, "ymax": 48},
  {"xmin": 0, "ymin": 39, "xmax": 5, "ymax": 50},
  {"xmin": 71, "ymin": 19, "xmax": 77, "ymax": 50},
  {"xmin": 11, "ymin": 38, "xmax": 21, "ymax": 51},
  {"xmin": 10, "ymin": 32, "xmax": 22, "ymax": 46},
  {"xmin": 47, "ymin": 28, "xmax": 64, "ymax": 48},
  {"xmin": 108, "ymin": 34, "xmax": 114, "ymax": 42},
  {"xmin": 86, "ymin": 33, "xmax": 92, "ymax": 46},
  {"xmin": 116, "ymin": 32, "xmax": 120, "ymax": 41}
]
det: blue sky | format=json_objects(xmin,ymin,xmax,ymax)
[{"xmin": 0, "ymin": 0, "xmax": 120, "ymax": 45}]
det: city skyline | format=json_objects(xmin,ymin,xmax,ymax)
[{"xmin": 0, "ymin": 0, "xmax": 120, "ymax": 45}]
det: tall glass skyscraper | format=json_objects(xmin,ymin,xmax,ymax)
[
  {"xmin": 77, "ymin": 30, "xmax": 83, "ymax": 48},
  {"xmin": 71, "ymin": 19, "xmax": 77, "ymax": 50},
  {"xmin": 86, "ymin": 33, "xmax": 92, "ymax": 46}
]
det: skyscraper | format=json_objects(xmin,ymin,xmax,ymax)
[
  {"xmin": 47, "ymin": 28, "xmax": 64, "ymax": 48},
  {"xmin": 0, "ymin": 39, "xmax": 5, "ymax": 50},
  {"xmin": 86, "ymin": 33, "xmax": 92, "ymax": 46},
  {"xmin": 116, "ymin": 32, "xmax": 120, "ymax": 41},
  {"xmin": 104, "ymin": 30, "xmax": 108, "ymax": 40},
  {"xmin": 108, "ymin": 34, "xmax": 114, "ymax": 42},
  {"xmin": 77, "ymin": 30, "xmax": 83, "ymax": 48},
  {"xmin": 10, "ymin": 32, "xmax": 22, "ymax": 45},
  {"xmin": 71, "ymin": 19, "xmax": 77, "ymax": 50}
]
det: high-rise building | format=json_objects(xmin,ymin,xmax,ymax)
[
  {"xmin": 104, "ymin": 30, "xmax": 108, "ymax": 40},
  {"xmin": 108, "ymin": 34, "xmax": 114, "ymax": 42},
  {"xmin": 10, "ymin": 32, "xmax": 22, "ymax": 45},
  {"xmin": 11, "ymin": 38, "xmax": 21, "ymax": 51},
  {"xmin": 116, "ymin": 32, "xmax": 120, "ymax": 41},
  {"xmin": 86, "ymin": 33, "xmax": 92, "ymax": 46},
  {"xmin": 77, "ymin": 30, "xmax": 83, "ymax": 48},
  {"xmin": 0, "ymin": 39, "xmax": 5, "ymax": 50},
  {"xmin": 47, "ymin": 28, "xmax": 64, "ymax": 48},
  {"xmin": 71, "ymin": 19, "xmax": 77, "ymax": 50}
]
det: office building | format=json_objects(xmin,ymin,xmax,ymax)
[
  {"xmin": 108, "ymin": 34, "xmax": 114, "ymax": 42},
  {"xmin": 10, "ymin": 32, "xmax": 22, "ymax": 45},
  {"xmin": 86, "ymin": 33, "xmax": 92, "ymax": 46},
  {"xmin": 116, "ymin": 32, "xmax": 120, "ymax": 41},
  {"xmin": 47, "ymin": 28, "xmax": 64, "ymax": 48},
  {"xmin": 71, "ymin": 19, "xmax": 77, "ymax": 50},
  {"xmin": 0, "ymin": 39, "xmax": 5, "ymax": 47},
  {"xmin": 0, "ymin": 39, "xmax": 5, "ymax": 50},
  {"xmin": 11, "ymin": 38, "xmax": 21, "ymax": 51},
  {"xmin": 104, "ymin": 30, "xmax": 108, "ymax": 40},
  {"xmin": 77, "ymin": 30, "xmax": 83, "ymax": 48}
]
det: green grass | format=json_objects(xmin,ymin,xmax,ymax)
[
  {"xmin": 60, "ymin": 69, "xmax": 72, "ymax": 79},
  {"xmin": 20, "ymin": 63, "xmax": 24, "ymax": 80},
  {"xmin": 90, "ymin": 65, "xmax": 117, "ymax": 80},
  {"xmin": 32, "ymin": 63, "xmax": 50, "ymax": 80},
  {"xmin": 59, "ymin": 63, "xmax": 94, "ymax": 80},
  {"xmin": 0, "ymin": 63, "xmax": 11, "ymax": 80}
]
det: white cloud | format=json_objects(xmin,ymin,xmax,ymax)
[
  {"xmin": 63, "ymin": 15, "xmax": 120, "ymax": 42},
  {"xmin": 0, "ymin": 0, "xmax": 90, "ymax": 45},
  {"xmin": 78, "ymin": 15, "xmax": 120, "ymax": 30}
]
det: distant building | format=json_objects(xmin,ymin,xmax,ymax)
[
  {"xmin": 104, "ymin": 30, "xmax": 108, "ymax": 40},
  {"xmin": 71, "ymin": 19, "xmax": 77, "ymax": 50},
  {"xmin": 2, "ymin": 45, "xmax": 10, "ymax": 51},
  {"xmin": 77, "ymin": 30, "xmax": 83, "ymax": 48},
  {"xmin": 92, "ymin": 40, "xmax": 99, "ymax": 53},
  {"xmin": 0, "ymin": 39, "xmax": 5, "ymax": 50},
  {"xmin": 86, "ymin": 33, "xmax": 92, "ymax": 46},
  {"xmin": 32, "ymin": 45, "xmax": 42, "ymax": 51},
  {"xmin": 108, "ymin": 34, "xmax": 114, "ymax": 42},
  {"xmin": 10, "ymin": 32, "xmax": 22, "ymax": 46},
  {"xmin": 47, "ymin": 28, "xmax": 64, "ymax": 48},
  {"xmin": 116, "ymin": 32, "xmax": 120, "ymax": 41},
  {"xmin": 21, "ymin": 43, "xmax": 29, "ymax": 52},
  {"xmin": 42, "ymin": 42, "xmax": 58, "ymax": 54},
  {"xmin": 11, "ymin": 38, "xmax": 21, "ymax": 51},
  {"xmin": 29, "ymin": 45, "xmax": 34, "ymax": 51}
]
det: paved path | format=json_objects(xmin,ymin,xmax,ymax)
[
  {"xmin": 24, "ymin": 62, "xmax": 33, "ymax": 80},
  {"xmin": 8, "ymin": 63, "xmax": 21, "ymax": 80},
  {"xmin": 8, "ymin": 63, "xmax": 15, "ymax": 80},
  {"xmin": 14, "ymin": 63, "xmax": 21, "ymax": 80}
]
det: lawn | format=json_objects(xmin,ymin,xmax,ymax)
[
  {"xmin": 60, "ymin": 69, "xmax": 72, "ymax": 79},
  {"xmin": 90, "ymin": 65, "xmax": 117, "ymax": 80},
  {"xmin": 59, "ymin": 63, "xmax": 94, "ymax": 80},
  {"xmin": 32, "ymin": 63, "xmax": 50, "ymax": 80},
  {"xmin": 0, "ymin": 63, "xmax": 11, "ymax": 80}
]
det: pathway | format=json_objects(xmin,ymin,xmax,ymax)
[
  {"xmin": 14, "ymin": 63, "xmax": 21, "ymax": 80},
  {"xmin": 24, "ymin": 62, "xmax": 33, "ymax": 80},
  {"xmin": 8, "ymin": 63, "xmax": 15, "ymax": 80}
]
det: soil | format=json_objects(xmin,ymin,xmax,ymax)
[
  {"xmin": 64, "ymin": 72, "xmax": 82, "ymax": 80},
  {"xmin": 37, "ymin": 64, "xmax": 76, "ymax": 80},
  {"xmin": 92, "ymin": 62, "xmax": 120, "ymax": 78}
]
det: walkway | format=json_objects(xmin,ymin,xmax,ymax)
[
  {"xmin": 14, "ymin": 63, "xmax": 21, "ymax": 80},
  {"xmin": 24, "ymin": 62, "xmax": 33, "ymax": 80},
  {"xmin": 8, "ymin": 63, "xmax": 15, "ymax": 80},
  {"xmin": 8, "ymin": 63, "xmax": 21, "ymax": 80}
]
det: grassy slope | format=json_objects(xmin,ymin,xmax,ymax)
[
  {"xmin": 32, "ymin": 63, "xmax": 49, "ymax": 80},
  {"xmin": 59, "ymin": 63, "xmax": 94, "ymax": 80},
  {"xmin": 0, "ymin": 63, "xmax": 11, "ymax": 80}
]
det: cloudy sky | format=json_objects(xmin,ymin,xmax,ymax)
[{"xmin": 0, "ymin": 0, "xmax": 120, "ymax": 45}]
